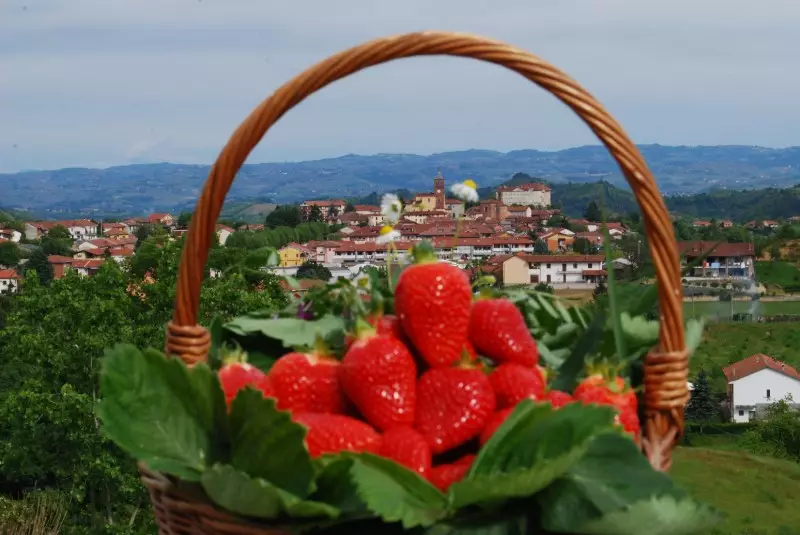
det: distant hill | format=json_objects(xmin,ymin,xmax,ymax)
[{"xmin": 2, "ymin": 144, "xmax": 800, "ymax": 218}]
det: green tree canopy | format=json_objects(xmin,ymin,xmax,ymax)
[
  {"xmin": 296, "ymin": 260, "xmax": 332, "ymax": 281},
  {"xmin": 265, "ymin": 205, "xmax": 301, "ymax": 228},
  {"xmin": 685, "ymin": 369, "xmax": 719, "ymax": 428},
  {"xmin": 584, "ymin": 201, "xmax": 602, "ymax": 222},
  {"xmin": 0, "ymin": 241, "xmax": 22, "ymax": 267}
]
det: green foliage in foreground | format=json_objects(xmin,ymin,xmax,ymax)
[
  {"xmin": 0, "ymin": 241, "xmax": 288, "ymax": 534},
  {"xmin": 98, "ymin": 344, "xmax": 719, "ymax": 534}
]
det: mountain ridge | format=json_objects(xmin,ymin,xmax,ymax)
[{"xmin": 2, "ymin": 144, "xmax": 800, "ymax": 218}]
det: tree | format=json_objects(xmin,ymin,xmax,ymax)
[
  {"xmin": 534, "ymin": 282, "xmax": 554, "ymax": 294},
  {"xmin": 742, "ymin": 397, "xmax": 800, "ymax": 461},
  {"xmin": 177, "ymin": 211, "xmax": 193, "ymax": 228},
  {"xmin": 127, "ymin": 238, "xmax": 162, "ymax": 278},
  {"xmin": 46, "ymin": 225, "xmax": 72, "ymax": 241},
  {"xmin": 685, "ymin": 370, "xmax": 718, "ymax": 429},
  {"xmin": 573, "ymin": 237, "xmax": 592, "ymax": 255},
  {"xmin": 25, "ymin": 249, "xmax": 51, "ymax": 284},
  {"xmin": 593, "ymin": 280, "xmax": 608, "ymax": 299},
  {"xmin": 308, "ymin": 205, "xmax": 324, "ymax": 223},
  {"xmin": 584, "ymin": 201, "xmax": 602, "ymax": 222},
  {"xmin": 534, "ymin": 239, "xmax": 549, "ymax": 254},
  {"xmin": 296, "ymin": 260, "xmax": 332, "ymax": 281},
  {"xmin": 0, "ymin": 241, "xmax": 22, "ymax": 267},
  {"xmin": 345, "ymin": 202, "xmax": 356, "ymax": 213},
  {"xmin": 770, "ymin": 244, "xmax": 782, "ymax": 260},
  {"xmin": 265, "ymin": 205, "xmax": 301, "ymax": 228}
]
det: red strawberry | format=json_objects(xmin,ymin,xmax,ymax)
[
  {"xmin": 339, "ymin": 326, "xmax": 417, "ymax": 431},
  {"xmin": 463, "ymin": 341, "xmax": 478, "ymax": 362},
  {"xmin": 573, "ymin": 374, "xmax": 639, "ymax": 438},
  {"xmin": 395, "ymin": 242, "xmax": 472, "ymax": 368},
  {"xmin": 268, "ymin": 350, "xmax": 347, "ymax": 414},
  {"xmin": 489, "ymin": 363, "xmax": 546, "ymax": 409},
  {"xmin": 345, "ymin": 313, "xmax": 406, "ymax": 348},
  {"xmin": 479, "ymin": 407, "xmax": 514, "ymax": 446},
  {"xmin": 218, "ymin": 360, "xmax": 267, "ymax": 405},
  {"xmin": 258, "ymin": 375, "xmax": 275, "ymax": 398},
  {"xmin": 415, "ymin": 365, "xmax": 496, "ymax": 454},
  {"xmin": 469, "ymin": 298, "xmax": 539, "ymax": 366},
  {"xmin": 379, "ymin": 427, "xmax": 431, "ymax": 476},
  {"xmin": 294, "ymin": 413, "xmax": 381, "ymax": 458},
  {"xmin": 544, "ymin": 389, "xmax": 573, "ymax": 408},
  {"xmin": 428, "ymin": 455, "xmax": 474, "ymax": 492}
]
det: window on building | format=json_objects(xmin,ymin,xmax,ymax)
[
  {"xmin": 546, "ymin": 263, "xmax": 551, "ymax": 269},
  {"xmin": 562, "ymin": 264, "xmax": 567, "ymax": 271},
  {"xmin": 766, "ymin": 389, "xmax": 771, "ymax": 399},
  {"xmin": 573, "ymin": 263, "xmax": 578, "ymax": 269},
  {"xmin": 588, "ymin": 263, "xmax": 593, "ymax": 268},
  {"xmin": 738, "ymin": 410, "xmax": 744, "ymax": 416}
]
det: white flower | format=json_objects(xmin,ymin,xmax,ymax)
[
  {"xmin": 376, "ymin": 225, "xmax": 401, "ymax": 244},
  {"xmin": 380, "ymin": 193, "xmax": 403, "ymax": 224},
  {"xmin": 352, "ymin": 271, "xmax": 371, "ymax": 290},
  {"xmin": 451, "ymin": 179, "xmax": 479, "ymax": 203}
]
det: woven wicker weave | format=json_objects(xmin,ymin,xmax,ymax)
[{"xmin": 147, "ymin": 31, "xmax": 688, "ymax": 534}]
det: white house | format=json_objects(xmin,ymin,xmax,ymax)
[
  {"xmin": 724, "ymin": 354, "xmax": 800, "ymax": 423},
  {"xmin": 25, "ymin": 220, "xmax": 98, "ymax": 242},
  {"xmin": 0, "ymin": 269, "xmax": 21, "ymax": 294},
  {"xmin": 526, "ymin": 254, "xmax": 606, "ymax": 285},
  {"xmin": 0, "ymin": 228, "xmax": 22, "ymax": 243},
  {"xmin": 216, "ymin": 225, "xmax": 235, "ymax": 246}
]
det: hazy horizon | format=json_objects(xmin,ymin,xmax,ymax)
[{"xmin": 3, "ymin": 0, "xmax": 799, "ymax": 173}]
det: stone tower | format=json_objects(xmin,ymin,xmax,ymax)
[{"xmin": 434, "ymin": 170, "xmax": 445, "ymax": 210}]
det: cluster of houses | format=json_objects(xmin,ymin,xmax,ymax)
[{"xmin": 0, "ymin": 173, "xmax": 760, "ymax": 294}]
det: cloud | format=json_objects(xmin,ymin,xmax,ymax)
[{"xmin": 1, "ymin": 0, "xmax": 799, "ymax": 172}]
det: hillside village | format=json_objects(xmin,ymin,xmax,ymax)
[{"xmin": 0, "ymin": 173, "xmax": 768, "ymax": 294}]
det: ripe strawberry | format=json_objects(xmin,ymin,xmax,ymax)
[
  {"xmin": 268, "ymin": 349, "xmax": 346, "ymax": 414},
  {"xmin": 544, "ymin": 389, "xmax": 573, "ymax": 408},
  {"xmin": 428, "ymin": 455, "xmax": 474, "ymax": 492},
  {"xmin": 395, "ymin": 242, "xmax": 472, "ymax": 368},
  {"xmin": 218, "ymin": 360, "xmax": 267, "ymax": 405},
  {"xmin": 345, "ymin": 313, "xmax": 406, "ymax": 348},
  {"xmin": 415, "ymin": 365, "xmax": 496, "ymax": 454},
  {"xmin": 469, "ymin": 298, "xmax": 539, "ymax": 367},
  {"xmin": 573, "ymin": 374, "xmax": 639, "ymax": 438},
  {"xmin": 489, "ymin": 363, "xmax": 546, "ymax": 409},
  {"xmin": 294, "ymin": 413, "xmax": 381, "ymax": 458},
  {"xmin": 379, "ymin": 427, "xmax": 431, "ymax": 476},
  {"xmin": 339, "ymin": 324, "xmax": 417, "ymax": 431},
  {"xmin": 479, "ymin": 407, "xmax": 514, "ymax": 446},
  {"xmin": 463, "ymin": 341, "xmax": 478, "ymax": 362}
]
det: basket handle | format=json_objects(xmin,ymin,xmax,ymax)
[{"xmin": 166, "ymin": 31, "xmax": 688, "ymax": 471}]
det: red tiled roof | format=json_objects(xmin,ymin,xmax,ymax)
[
  {"xmin": 677, "ymin": 241, "xmax": 755, "ymax": 258},
  {"xmin": 334, "ymin": 241, "xmax": 415, "ymax": 253},
  {"xmin": 215, "ymin": 224, "xmax": 235, "ymax": 233},
  {"xmin": 0, "ymin": 269, "xmax": 21, "ymax": 279},
  {"xmin": 723, "ymin": 354, "xmax": 800, "ymax": 382},
  {"xmin": 520, "ymin": 254, "xmax": 605, "ymax": 263},
  {"xmin": 72, "ymin": 259, "xmax": 105, "ymax": 269},
  {"xmin": 354, "ymin": 205, "xmax": 380, "ymax": 212},
  {"xmin": 47, "ymin": 255, "xmax": 75, "ymax": 264}
]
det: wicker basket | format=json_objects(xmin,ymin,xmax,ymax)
[{"xmin": 149, "ymin": 31, "xmax": 689, "ymax": 535}]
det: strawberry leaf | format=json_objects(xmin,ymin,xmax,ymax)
[
  {"xmin": 449, "ymin": 401, "xmax": 615, "ymax": 508},
  {"xmin": 574, "ymin": 495, "xmax": 721, "ymax": 535},
  {"xmin": 96, "ymin": 344, "xmax": 227, "ymax": 482},
  {"xmin": 412, "ymin": 510, "xmax": 530, "ymax": 534},
  {"xmin": 346, "ymin": 452, "xmax": 448, "ymax": 529},
  {"xmin": 228, "ymin": 388, "xmax": 315, "ymax": 498},
  {"xmin": 311, "ymin": 457, "xmax": 370, "ymax": 517},
  {"xmin": 537, "ymin": 432, "xmax": 688, "ymax": 532},
  {"xmin": 201, "ymin": 464, "xmax": 340, "ymax": 520},
  {"xmin": 225, "ymin": 315, "xmax": 346, "ymax": 349}
]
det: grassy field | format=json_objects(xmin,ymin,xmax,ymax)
[
  {"xmin": 755, "ymin": 260, "xmax": 800, "ymax": 291},
  {"xmin": 672, "ymin": 447, "xmax": 800, "ymax": 535}
]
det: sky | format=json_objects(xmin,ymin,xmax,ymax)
[{"xmin": 1, "ymin": 0, "xmax": 799, "ymax": 173}]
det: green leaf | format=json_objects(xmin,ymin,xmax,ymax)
[
  {"xmin": 201, "ymin": 464, "xmax": 339, "ymax": 520},
  {"xmin": 576, "ymin": 495, "xmax": 721, "ymax": 535},
  {"xmin": 96, "ymin": 344, "xmax": 227, "ymax": 482},
  {"xmin": 550, "ymin": 311, "xmax": 605, "ymax": 391},
  {"xmin": 450, "ymin": 401, "xmax": 616, "ymax": 508},
  {"xmin": 224, "ymin": 315, "xmax": 345, "ymax": 349},
  {"xmin": 347, "ymin": 453, "xmax": 448, "ymax": 529},
  {"xmin": 312, "ymin": 457, "xmax": 369, "ymax": 516},
  {"xmin": 538, "ymin": 433, "xmax": 680, "ymax": 532},
  {"xmin": 415, "ymin": 510, "xmax": 530, "ymax": 535},
  {"xmin": 619, "ymin": 312, "xmax": 659, "ymax": 348},
  {"xmin": 228, "ymin": 388, "xmax": 315, "ymax": 498},
  {"xmin": 685, "ymin": 318, "xmax": 705, "ymax": 355},
  {"xmin": 207, "ymin": 315, "xmax": 224, "ymax": 371}
]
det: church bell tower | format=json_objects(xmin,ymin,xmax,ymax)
[{"xmin": 434, "ymin": 170, "xmax": 445, "ymax": 210}]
